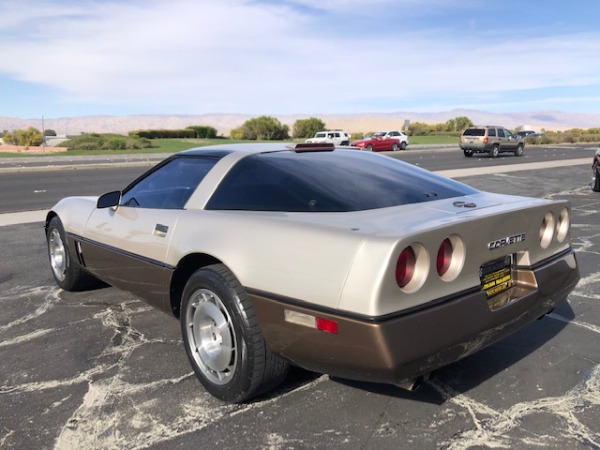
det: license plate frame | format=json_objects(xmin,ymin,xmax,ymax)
[{"xmin": 480, "ymin": 255, "xmax": 513, "ymax": 298}]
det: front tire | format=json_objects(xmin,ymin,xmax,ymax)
[
  {"xmin": 46, "ymin": 216, "xmax": 97, "ymax": 291},
  {"xmin": 366, "ymin": 144, "xmax": 373, "ymax": 152},
  {"xmin": 180, "ymin": 264, "xmax": 289, "ymax": 403}
]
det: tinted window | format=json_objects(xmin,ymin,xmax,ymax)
[
  {"xmin": 206, "ymin": 151, "xmax": 477, "ymax": 212},
  {"xmin": 463, "ymin": 128, "xmax": 485, "ymax": 136},
  {"xmin": 488, "ymin": 128, "xmax": 497, "ymax": 137},
  {"xmin": 497, "ymin": 128, "xmax": 506, "ymax": 138},
  {"xmin": 121, "ymin": 156, "xmax": 219, "ymax": 209}
]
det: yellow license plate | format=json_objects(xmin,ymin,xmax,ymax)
[{"xmin": 480, "ymin": 256, "xmax": 513, "ymax": 298}]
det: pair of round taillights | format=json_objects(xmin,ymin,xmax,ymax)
[
  {"xmin": 395, "ymin": 208, "xmax": 570, "ymax": 291},
  {"xmin": 395, "ymin": 236, "xmax": 464, "ymax": 291},
  {"xmin": 540, "ymin": 208, "xmax": 570, "ymax": 249}
]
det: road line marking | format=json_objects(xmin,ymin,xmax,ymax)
[
  {"xmin": 437, "ymin": 158, "xmax": 590, "ymax": 178},
  {"xmin": 0, "ymin": 210, "xmax": 48, "ymax": 227}
]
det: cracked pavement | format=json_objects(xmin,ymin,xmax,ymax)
[{"xmin": 0, "ymin": 165, "xmax": 599, "ymax": 449}]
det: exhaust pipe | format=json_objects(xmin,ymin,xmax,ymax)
[{"xmin": 397, "ymin": 375, "xmax": 425, "ymax": 391}]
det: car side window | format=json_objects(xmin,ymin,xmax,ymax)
[
  {"xmin": 120, "ymin": 156, "xmax": 219, "ymax": 209},
  {"xmin": 488, "ymin": 128, "xmax": 497, "ymax": 137},
  {"xmin": 497, "ymin": 128, "xmax": 506, "ymax": 138},
  {"xmin": 505, "ymin": 130, "xmax": 514, "ymax": 138}
]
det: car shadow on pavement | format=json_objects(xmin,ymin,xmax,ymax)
[{"xmin": 321, "ymin": 302, "xmax": 574, "ymax": 405}]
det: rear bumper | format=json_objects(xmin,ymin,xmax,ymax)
[
  {"xmin": 460, "ymin": 144, "xmax": 489, "ymax": 152},
  {"xmin": 249, "ymin": 250, "xmax": 579, "ymax": 386}
]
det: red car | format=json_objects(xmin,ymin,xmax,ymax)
[{"xmin": 351, "ymin": 131, "xmax": 409, "ymax": 151}]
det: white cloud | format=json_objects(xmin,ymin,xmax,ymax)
[{"xmin": 0, "ymin": 0, "xmax": 599, "ymax": 115}]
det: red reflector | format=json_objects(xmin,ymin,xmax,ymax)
[
  {"xmin": 316, "ymin": 317, "xmax": 338, "ymax": 334},
  {"xmin": 437, "ymin": 238, "xmax": 452, "ymax": 276},
  {"xmin": 396, "ymin": 246, "xmax": 416, "ymax": 288}
]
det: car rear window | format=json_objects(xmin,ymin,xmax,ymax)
[
  {"xmin": 206, "ymin": 150, "xmax": 477, "ymax": 212},
  {"xmin": 462, "ymin": 128, "xmax": 485, "ymax": 136}
]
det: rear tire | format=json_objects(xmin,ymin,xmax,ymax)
[
  {"xmin": 180, "ymin": 264, "xmax": 289, "ymax": 403},
  {"xmin": 46, "ymin": 216, "xmax": 97, "ymax": 291},
  {"xmin": 491, "ymin": 146, "xmax": 499, "ymax": 158},
  {"xmin": 400, "ymin": 141, "xmax": 407, "ymax": 150},
  {"xmin": 391, "ymin": 143, "xmax": 399, "ymax": 151}
]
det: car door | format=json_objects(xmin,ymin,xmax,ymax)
[
  {"xmin": 503, "ymin": 129, "xmax": 518, "ymax": 150},
  {"xmin": 78, "ymin": 155, "xmax": 220, "ymax": 311},
  {"xmin": 82, "ymin": 206, "xmax": 181, "ymax": 310},
  {"xmin": 372, "ymin": 135, "xmax": 388, "ymax": 151}
]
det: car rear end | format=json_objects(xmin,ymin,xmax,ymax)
[
  {"xmin": 251, "ymin": 194, "xmax": 579, "ymax": 388},
  {"xmin": 459, "ymin": 127, "xmax": 489, "ymax": 152}
]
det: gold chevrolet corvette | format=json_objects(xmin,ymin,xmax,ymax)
[{"xmin": 45, "ymin": 143, "xmax": 579, "ymax": 402}]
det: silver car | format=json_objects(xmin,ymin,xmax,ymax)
[
  {"xmin": 460, "ymin": 125, "xmax": 525, "ymax": 157},
  {"xmin": 45, "ymin": 143, "xmax": 578, "ymax": 402}
]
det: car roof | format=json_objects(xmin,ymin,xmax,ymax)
[{"xmin": 180, "ymin": 142, "xmax": 299, "ymax": 157}]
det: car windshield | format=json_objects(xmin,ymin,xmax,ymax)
[
  {"xmin": 206, "ymin": 150, "xmax": 477, "ymax": 212},
  {"xmin": 463, "ymin": 129, "xmax": 485, "ymax": 136}
]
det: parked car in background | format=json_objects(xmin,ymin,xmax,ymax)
[
  {"xmin": 515, "ymin": 130, "xmax": 536, "ymax": 140},
  {"xmin": 459, "ymin": 126, "xmax": 525, "ymax": 157},
  {"xmin": 305, "ymin": 130, "xmax": 350, "ymax": 146},
  {"xmin": 351, "ymin": 130, "xmax": 409, "ymax": 151},
  {"xmin": 526, "ymin": 132, "xmax": 546, "ymax": 142}
]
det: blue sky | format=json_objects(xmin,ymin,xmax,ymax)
[{"xmin": 1, "ymin": 0, "xmax": 599, "ymax": 119}]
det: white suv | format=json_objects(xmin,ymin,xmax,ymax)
[{"xmin": 305, "ymin": 130, "xmax": 350, "ymax": 146}]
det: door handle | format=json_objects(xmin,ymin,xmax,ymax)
[{"xmin": 154, "ymin": 224, "xmax": 169, "ymax": 237}]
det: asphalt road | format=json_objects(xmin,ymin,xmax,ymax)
[
  {"xmin": 0, "ymin": 144, "xmax": 595, "ymax": 214},
  {"xmin": 0, "ymin": 148, "xmax": 599, "ymax": 449}
]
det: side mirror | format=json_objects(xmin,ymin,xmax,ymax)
[{"xmin": 97, "ymin": 191, "xmax": 121, "ymax": 209}]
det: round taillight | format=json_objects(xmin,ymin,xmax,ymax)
[
  {"xmin": 396, "ymin": 247, "xmax": 416, "ymax": 288},
  {"xmin": 556, "ymin": 208, "xmax": 569, "ymax": 243},
  {"xmin": 539, "ymin": 212, "xmax": 555, "ymax": 249},
  {"xmin": 437, "ymin": 238, "xmax": 453, "ymax": 276}
]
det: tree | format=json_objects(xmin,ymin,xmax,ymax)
[
  {"xmin": 445, "ymin": 116, "xmax": 473, "ymax": 132},
  {"xmin": 292, "ymin": 117, "xmax": 326, "ymax": 139},
  {"xmin": 454, "ymin": 116, "xmax": 473, "ymax": 131},
  {"xmin": 2, "ymin": 127, "xmax": 44, "ymax": 146},
  {"xmin": 234, "ymin": 116, "xmax": 289, "ymax": 140},
  {"xmin": 44, "ymin": 129, "xmax": 57, "ymax": 137}
]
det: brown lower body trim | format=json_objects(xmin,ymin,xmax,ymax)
[
  {"xmin": 71, "ymin": 236, "xmax": 173, "ymax": 314},
  {"xmin": 249, "ymin": 250, "xmax": 579, "ymax": 386}
]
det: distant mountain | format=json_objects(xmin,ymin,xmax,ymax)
[{"xmin": 1, "ymin": 109, "xmax": 599, "ymax": 136}]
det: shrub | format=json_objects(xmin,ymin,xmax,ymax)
[
  {"xmin": 186, "ymin": 125, "xmax": 218, "ymax": 138},
  {"xmin": 60, "ymin": 133, "xmax": 154, "ymax": 151},
  {"xmin": 292, "ymin": 117, "xmax": 326, "ymax": 139}
]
